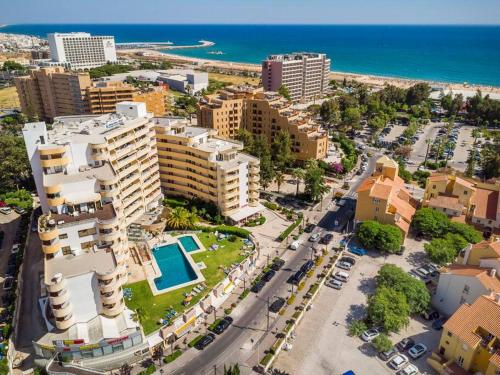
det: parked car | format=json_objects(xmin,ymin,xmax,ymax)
[
  {"xmin": 7, "ymin": 254, "xmax": 17, "ymax": 267},
  {"xmin": 11, "ymin": 244, "xmax": 20, "ymax": 254},
  {"xmin": 304, "ymin": 224, "xmax": 316, "ymax": 233},
  {"xmin": 348, "ymin": 247, "xmax": 367, "ymax": 256},
  {"xmin": 408, "ymin": 343, "xmax": 427, "ymax": 359},
  {"xmin": 340, "ymin": 257, "xmax": 356, "ymax": 266},
  {"xmin": 290, "ymin": 270, "xmax": 306, "ymax": 285},
  {"xmin": 3, "ymin": 277, "xmax": 14, "ymax": 291},
  {"xmin": 396, "ymin": 338, "xmax": 415, "ymax": 352},
  {"xmin": 421, "ymin": 309, "xmax": 440, "ymax": 321},
  {"xmin": 414, "ymin": 267, "xmax": 431, "ymax": 279},
  {"xmin": 309, "ymin": 233, "xmax": 321, "ymax": 242},
  {"xmin": 269, "ymin": 297, "xmax": 286, "ymax": 313},
  {"xmin": 300, "ymin": 260, "xmax": 314, "ymax": 273},
  {"xmin": 0, "ymin": 207, "xmax": 12, "ymax": 215},
  {"xmin": 289, "ymin": 240, "xmax": 301, "ymax": 250},
  {"xmin": 432, "ymin": 317, "xmax": 446, "ymax": 330},
  {"xmin": 271, "ymin": 259, "xmax": 285, "ymax": 271},
  {"xmin": 326, "ymin": 279, "xmax": 342, "ymax": 290},
  {"xmin": 399, "ymin": 364, "xmax": 419, "ymax": 375},
  {"xmin": 319, "ymin": 233, "xmax": 333, "ymax": 245},
  {"xmin": 337, "ymin": 261, "xmax": 352, "ymax": 271},
  {"xmin": 388, "ymin": 354, "xmax": 409, "ymax": 370},
  {"xmin": 211, "ymin": 316, "xmax": 233, "ymax": 335},
  {"xmin": 14, "ymin": 207, "xmax": 27, "ymax": 215},
  {"xmin": 194, "ymin": 333, "xmax": 216, "ymax": 350},
  {"xmin": 379, "ymin": 347, "xmax": 398, "ymax": 361},
  {"xmin": 361, "ymin": 328, "xmax": 380, "ymax": 342},
  {"xmin": 334, "ymin": 271, "xmax": 350, "ymax": 283},
  {"xmin": 262, "ymin": 270, "xmax": 276, "ymax": 283},
  {"xmin": 251, "ymin": 280, "xmax": 265, "ymax": 293}
]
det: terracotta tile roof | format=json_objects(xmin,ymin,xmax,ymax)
[
  {"xmin": 356, "ymin": 177, "xmax": 376, "ymax": 193},
  {"xmin": 395, "ymin": 219, "xmax": 410, "ymax": 234},
  {"xmin": 370, "ymin": 183, "xmax": 393, "ymax": 200},
  {"xmin": 428, "ymin": 195, "xmax": 463, "ymax": 211},
  {"xmin": 455, "ymin": 176, "xmax": 476, "ymax": 189},
  {"xmin": 428, "ymin": 174, "xmax": 449, "ymax": 182},
  {"xmin": 443, "ymin": 294, "xmax": 500, "ymax": 348},
  {"xmin": 471, "ymin": 240, "xmax": 500, "ymax": 258},
  {"xmin": 391, "ymin": 195, "xmax": 417, "ymax": 222},
  {"xmin": 490, "ymin": 351, "xmax": 500, "ymax": 367},
  {"xmin": 473, "ymin": 188, "xmax": 499, "ymax": 221}
]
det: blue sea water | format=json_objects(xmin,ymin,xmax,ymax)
[{"xmin": 3, "ymin": 24, "xmax": 500, "ymax": 86}]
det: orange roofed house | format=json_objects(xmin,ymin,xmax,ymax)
[
  {"xmin": 427, "ymin": 293, "xmax": 500, "ymax": 375},
  {"xmin": 355, "ymin": 156, "xmax": 418, "ymax": 239},
  {"xmin": 423, "ymin": 174, "xmax": 500, "ymax": 235}
]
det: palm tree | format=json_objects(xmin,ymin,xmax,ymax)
[
  {"xmin": 165, "ymin": 207, "xmax": 191, "ymax": 229},
  {"xmin": 224, "ymin": 364, "xmax": 241, "ymax": 375},
  {"xmin": 423, "ymin": 139, "xmax": 432, "ymax": 167},
  {"xmin": 132, "ymin": 307, "xmax": 149, "ymax": 325},
  {"xmin": 274, "ymin": 172, "xmax": 285, "ymax": 194},
  {"xmin": 291, "ymin": 168, "xmax": 305, "ymax": 196}
]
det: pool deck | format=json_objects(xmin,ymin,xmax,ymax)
[{"xmin": 146, "ymin": 234, "xmax": 206, "ymax": 296}]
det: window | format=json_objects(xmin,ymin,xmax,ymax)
[
  {"xmin": 447, "ymin": 331, "xmax": 453, "ymax": 338},
  {"xmin": 432, "ymin": 184, "xmax": 436, "ymax": 189},
  {"xmin": 457, "ymin": 356, "xmax": 464, "ymax": 367},
  {"xmin": 463, "ymin": 191, "xmax": 468, "ymax": 195},
  {"xmin": 59, "ymin": 233, "xmax": 68, "ymax": 240},
  {"xmin": 375, "ymin": 207, "xmax": 380, "ymax": 212},
  {"xmin": 62, "ymin": 246, "xmax": 71, "ymax": 255},
  {"xmin": 463, "ymin": 284, "xmax": 470, "ymax": 294},
  {"xmin": 78, "ymin": 228, "xmax": 97, "ymax": 237}
]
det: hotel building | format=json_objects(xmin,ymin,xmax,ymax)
[
  {"xmin": 23, "ymin": 102, "xmax": 161, "ymax": 363},
  {"xmin": 355, "ymin": 156, "xmax": 418, "ymax": 239},
  {"xmin": 197, "ymin": 86, "xmax": 328, "ymax": 162},
  {"xmin": 15, "ymin": 68, "xmax": 167, "ymax": 121},
  {"xmin": 261, "ymin": 52, "xmax": 330, "ymax": 102},
  {"xmin": 154, "ymin": 117, "xmax": 262, "ymax": 223},
  {"xmin": 48, "ymin": 32, "xmax": 117, "ymax": 70}
]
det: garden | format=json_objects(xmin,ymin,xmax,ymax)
[{"xmin": 126, "ymin": 232, "xmax": 249, "ymax": 334}]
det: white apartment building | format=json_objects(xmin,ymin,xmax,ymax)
[
  {"xmin": 48, "ymin": 32, "xmax": 117, "ymax": 69},
  {"xmin": 262, "ymin": 52, "xmax": 331, "ymax": 102},
  {"xmin": 154, "ymin": 117, "xmax": 262, "ymax": 224},
  {"xmin": 23, "ymin": 102, "xmax": 161, "ymax": 363}
]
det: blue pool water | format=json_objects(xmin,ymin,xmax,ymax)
[
  {"xmin": 179, "ymin": 235, "xmax": 200, "ymax": 252},
  {"xmin": 153, "ymin": 243, "xmax": 197, "ymax": 290}
]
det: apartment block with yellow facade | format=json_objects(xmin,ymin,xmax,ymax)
[
  {"xmin": 427, "ymin": 293, "xmax": 500, "ymax": 375},
  {"xmin": 154, "ymin": 117, "xmax": 262, "ymax": 224},
  {"xmin": 22, "ymin": 102, "xmax": 161, "ymax": 362},
  {"xmin": 355, "ymin": 156, "xmax": 418, "ymax": 238},
  {"xmin": 197, "ymin": 86, "xmax": 328, "ymax": 162},
  {"xmin": 423, "ymin": 174, "xmax": 500, "ymax": 234}
]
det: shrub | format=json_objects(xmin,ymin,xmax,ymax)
[
  {"xmin": 208, "ymin": 319, "xmax": 222, "ymax": 331},
  {"xmin": 278, "ymin": 216, "xmax": 303, "ymax": 241},
  {"xmin": 188, "ymin": 335, "xmax": 204, "ymax": 348},
  {"xmin": 298, "ymin": 281, "xmax": 306, "ymax": 291},
  {"xmin": 163, "ymin": 350, "xmax": 182, "ymax": 364},
  {"xmin": 227, "ymin": 235, "xmax": 238, "ymax": 242},
  {"xmin": 372, "ymin": 334, "xmax": 393, "ymax": 353},
  {"xmin": 224, "ymin": 308, "xmax": 233, "ymax": 315},
  {"xmin": 196, "ymin": 225, "xmax": 250, "ymax": 238},
  {"xmin": 287, "ymin": 294, "xmax": 296, "ymax": 305},
  {"xmin": 239, "ymin": 288, "xmax": 250, "ymax": 300},
  {"xmin": 348, "ymin": 320, "xmax": 367, "ymax": 337},
  {"xmin": 137, "ymin": 364, "xmax": 156, "ymax": 375},
  {"xmin": 262, "ymin": 201, "xmax": 279, "ymax": 210}
]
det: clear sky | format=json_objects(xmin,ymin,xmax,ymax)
[{"xmin": 2, "ymin": 0, "xmax": 500, "ymax": 25}]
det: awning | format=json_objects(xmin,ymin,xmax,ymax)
[
  {"xmin": 227, "ymin": 203, "xmax": 264, "ymax": 222},
  {"xmin": 174, "ymin": 316, "xmax": 196, "ymax": 337}
]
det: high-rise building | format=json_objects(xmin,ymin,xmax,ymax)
[
  {"xmin": 15, "ymin": 69, "xmax": 168, "ymax": 121},
  {"xmin": 197, "ymin": 86, "xmax": 328, "ymax": 162},
  {"xmin": 15, "ymin": 67, "xmax": 90, "ymax": 120},
  {"xmin": 48, "ymin": 32, "xmax": 117, "ymax": 69},
  {"xmin": 261, "ymin": 52, "xmax": 330, "ymax": 102},
  {"xmin": 154, "ymin": 117, "xmax": 262, "ymax": 224},
  {"xmin": 23, "ymin": 102, "xmax": 161, "ymax": 361}
]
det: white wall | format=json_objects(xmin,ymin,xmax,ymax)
[
  {"xmin": 58, "ymin": 219, "xmax": 99, "ymax": 255},
  {"xmin": 239, "ymin": 163, "xmax": 249, "ymax": 208}
]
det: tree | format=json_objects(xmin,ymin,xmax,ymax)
[
  {"xmin": 304, "ymin": 160, "xmax": 329, "ymax": 202},
  {"xmin": 372, "ymin": 334, "xmax": 393, "ymax": 353},
  {"xmin": 341, "ymin": 107, "xmax": 361, "ymax": 130},
  {"xmin": 357, "ymin": 221, "xmax": 380, "ymax": 249},
  {"xmin": 274, "ymin": 172, "xmax": 285, "ymax": 194},
  {"xmin": 368, "ymin": 286, "xmax": 409, "ymax": 333},
  {"xmin": 0, "ymin": 135, "xmax": 32, "ymax": 194},
  {"xmin": 424, "ymin": 238, "xmax": 458, "ymax": 265},
  {"xmin": 1, "ymin": 60, "xmax": 26, "ymax": 71},
  {"xmin": 271, "ymin": 130, "xmax": 294, "ymax": 171},
  {"xmin": 132, "ymin": 307, "xmax": 149, "ymax": 325},
  {"xmin": 394, "ymin": 145, "xmax": 412, "ymax": 160},
  {"xmin": 368, "ymin": 114, "xmax": 387, "ymax": 131},
  {"xmin": 412, "ymin": 208, "xmax": 449, "ymax": 238},
  {"xmin": 447, "ymin": 222, "xmax": 482, "ymax": 244},
  {"xmin": 480, "ymin": 143, "xmax": 500, "ymax": 179},
  {"xmin": 377, "ymin": 264, "xmax": 430, "ymax": 315},
  {"xmin": 278, "ymin": 84, "xmax": 291, "ymax": 100},
  {"xmin": 320, "ymin": 99, "xmax": 340, "ymax": 125},
  {"xmin": 252, "ymin": 135, "xmax": 275, "ymax": 190},
  {"xmin": 406, "ymin": 83, "xmax": 431, "ymax": 106},
  {"xmin": 291, "ymin": 168, "xmax": 306, "ymax": 196},
  {"xmin": 357, "ymin": 221, "xmax": 402, "ymax": 253},
  {"xmin": 236, "ymin": 129, "xmax": 253, "ymax": 153},
  {"xmin": 348, "ymin": 320, "xmax": 367, "ymax": 337},
  {"xmin": 224, "ymin": 364, "xmax": 241, "ymax": 375}
]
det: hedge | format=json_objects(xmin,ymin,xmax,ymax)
[
  {"xmin": 208, "ymin": 319, "xmax": 222, "ymax": 332},
  {"xmin": 188, "ymin": 335, "xmax": 203, "ymax": 348},
  {"xmin": 164, "ymin": 350, "xmax": 182, "ymax": 364},
  {"xmin": 195, "ymin": 225, "xmax": 251, "ymax": 238},
  {"xmin": 278, "ymin": 216, "xmax": 303, "ymax": 241},
  {"xmin": 239, "ymin": 288, "xmax": 250, "ymax": 300},
  {"xmin": 260, "ymin": 353, "xmax": 274, "ymax": 366},
  {"xmin": 137, "ymin": 365, "xmax": 156, "ymax": 375}
]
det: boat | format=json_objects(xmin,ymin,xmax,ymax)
[{"xmin": 208, "ymin": 51, "xmax": 225, "ymax": 55}]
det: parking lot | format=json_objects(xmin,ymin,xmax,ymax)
[{"xmin": 274, "ymin": 238, "xmax": 441, "ymax": 375}]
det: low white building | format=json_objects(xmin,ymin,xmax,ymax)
[
  {"xmin": 432, "ymin": 265, "xmax": 500, "ymax": 317},
  {"xmin": 157, "ymin": 69, "xmax": 208, "ymax": 94}
]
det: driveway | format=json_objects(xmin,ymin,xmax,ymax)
[
  {"xmin": 448, "ymin": 125, "xmax": 475, "ymax": 172},
  {"xmin": 407, "ymin": 122, "xmax": 441, "ymax": 172},
  {"xmin": 273, "ymin": 240, "xmax": 441, "ymax": 375}
]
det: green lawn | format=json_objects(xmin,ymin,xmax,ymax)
[{"xmin": 125, "ymin": 233, "xmax": 247, "ymax": 334}]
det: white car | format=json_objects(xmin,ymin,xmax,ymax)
[
  {"xmin": 309, "ymin": 233, "xmax": 320, "ymax": 242},
  {"xmin": 0, "ymin": 207, "xmax": 12, "ymax": 215},
  {"xmin": 399, "ymin": 364, "xmax": 419, "ymax": 375},
  {"xmin": 408, "ymin": 343, "xmax": 427, "ymax": 359},
  {"xmin": 337, "ymin": 261, "xmax": 352, "ymax": 271},
  {"xmin": 361, "ymin": 328, "xmax": 380, "ymax": 342},
  {"xmin": 11, "ymin": 244, "xmax": 20, "ymax": 254},
  {"xmin": 289, "ymin": 240, "xmax": 301, "ymax": 250},
  {"xmin": 326, "ymin": 279, "xmax": 342, "ymax": 290},
  {"xmin": 389, "ymin": 354, "xmax": 409, "ymax": 370}
]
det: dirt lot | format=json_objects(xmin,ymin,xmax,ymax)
[
  {"xmin": 274, "ymin": 238, "xmax": 441, "ymax": 375},
  {"xmin": 208, "ymin": 72, "xmax": 259, "ymax": 86},
  {"xmin": 0, "ymin": 86, "xmax": 20, "ymax": 109}
]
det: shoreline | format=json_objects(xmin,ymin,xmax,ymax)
[{"xmin": 118, "ymin": 48, "xmax": 500, "ymax": 94}]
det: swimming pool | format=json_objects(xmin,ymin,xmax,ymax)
[
  {"xmin": 179, "ymin": 235, "xmax": 200, "ymax": 252},
  {"xmin": 153, "ymin": 243, "xmax": 198, "ymax": 290}
]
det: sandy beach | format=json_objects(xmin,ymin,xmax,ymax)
[{"xmin": 118, "ymin": 48, "xmax": 500, "ymax": 95}]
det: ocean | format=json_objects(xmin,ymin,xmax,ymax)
[{"xmin": 3, "ymin": 24, "xmax": 500, "ymax": 87}]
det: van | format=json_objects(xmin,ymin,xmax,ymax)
[
  {"xmin": 289, "ymin": 240, "xmax": 301, "ymax": 250},
  {"xmin": 334, "ymin": 271, "xmax": 349, "ymax": 282}
]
